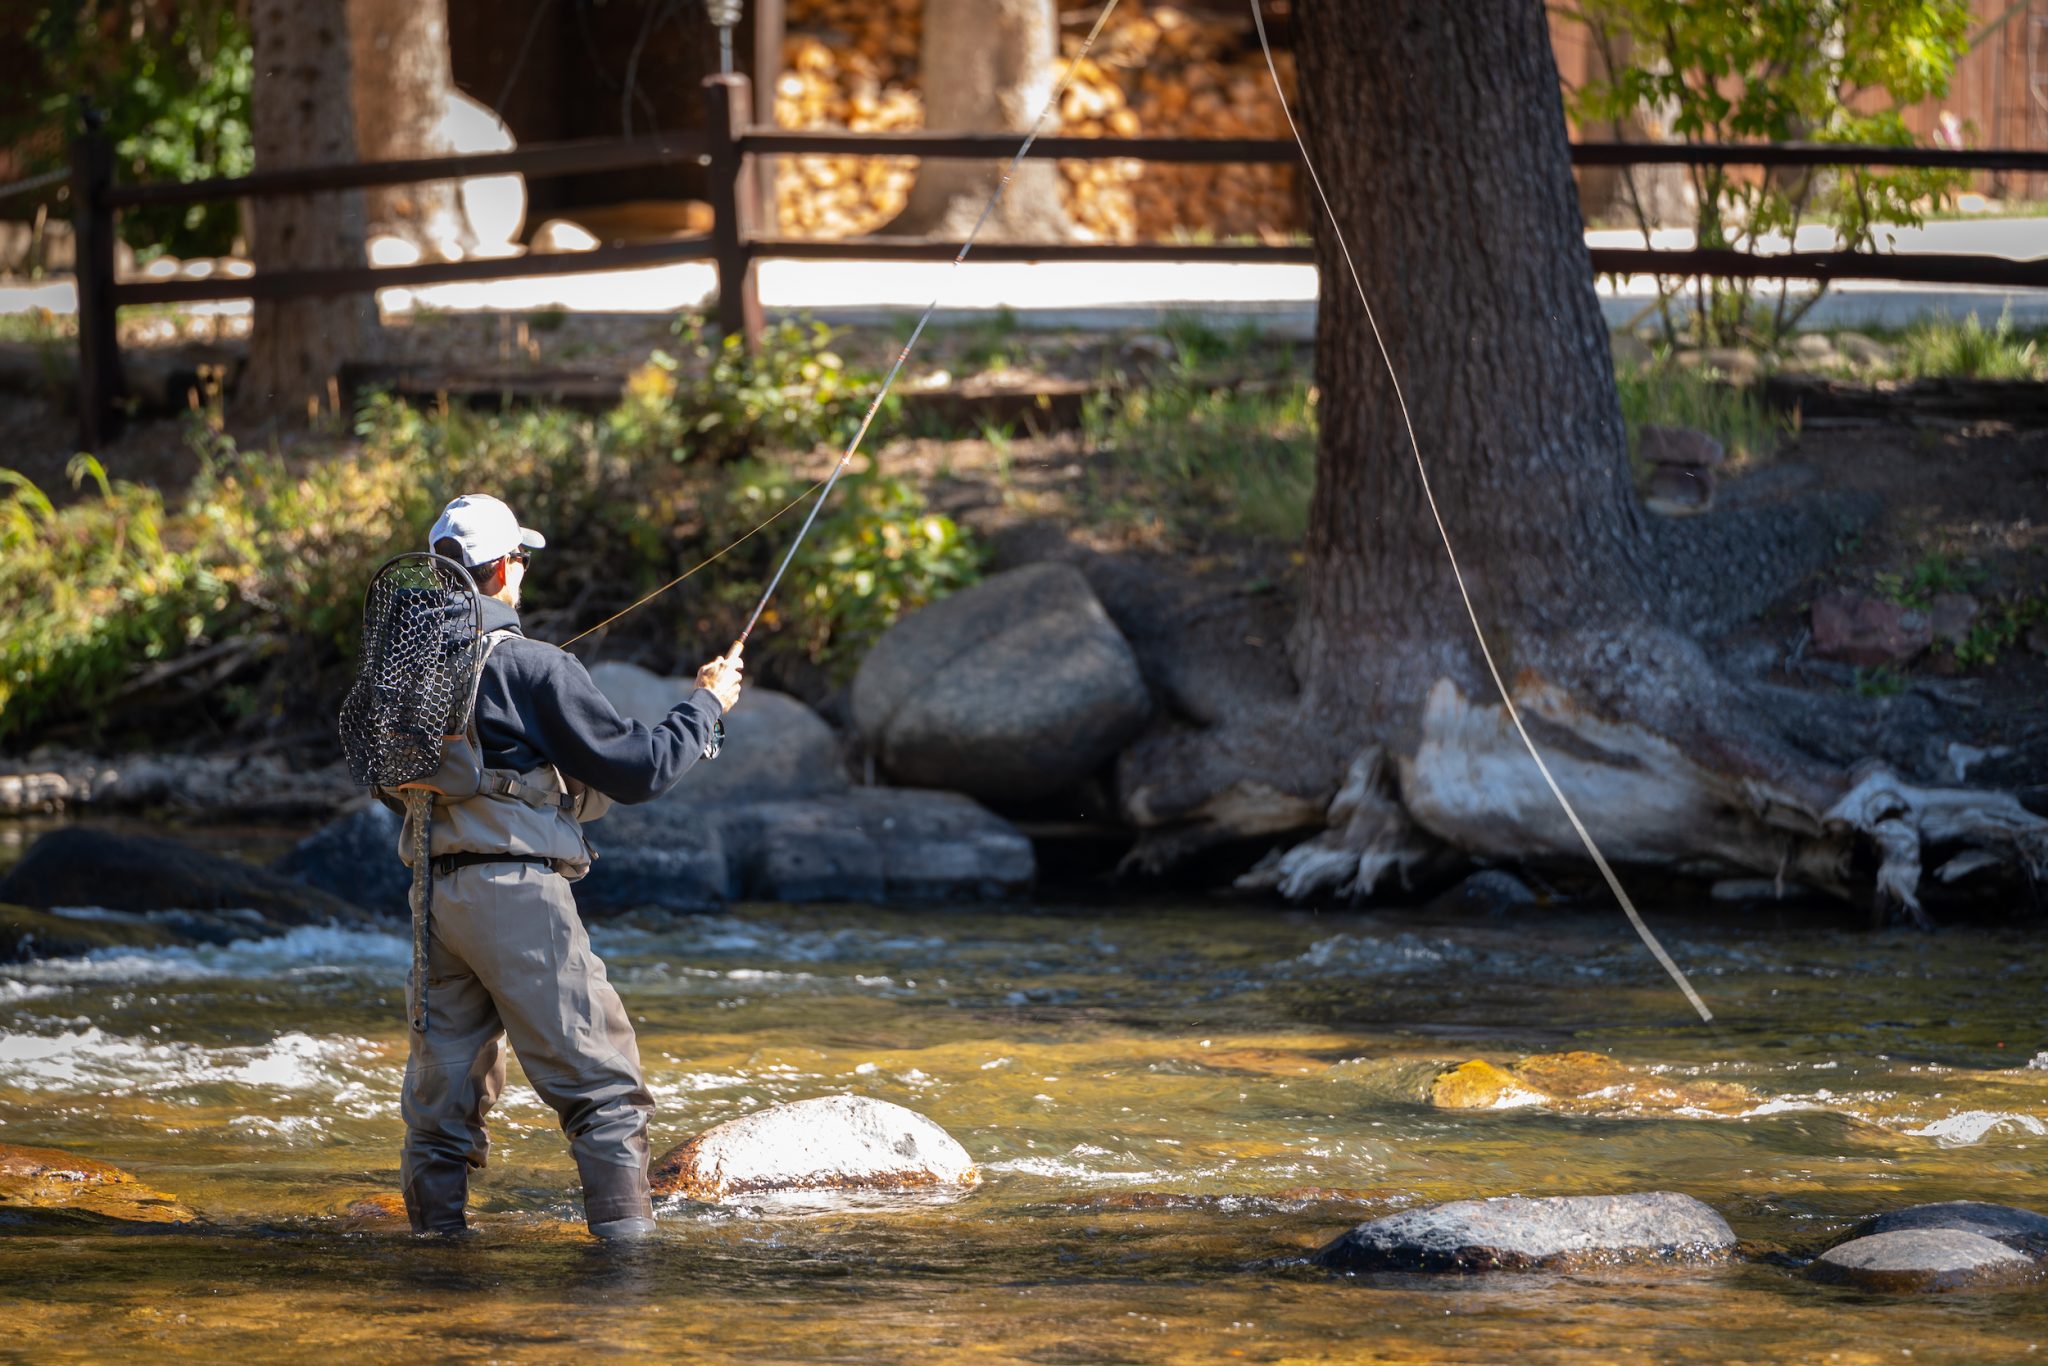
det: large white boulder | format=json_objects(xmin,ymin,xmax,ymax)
[{"xmin": 650, "ymin": 1096, "xmax": 979, "ymax": 1203}]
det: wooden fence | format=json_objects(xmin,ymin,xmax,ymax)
[{"xmin": 4, "ymin": 73, "xmax": 2047, "ymax": 448}]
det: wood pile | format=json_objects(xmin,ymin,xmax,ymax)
[{"xmin": 774, "ymin": 0, "xmax": 1302, "ymax": 242}]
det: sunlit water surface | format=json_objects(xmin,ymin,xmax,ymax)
[{"xmin": 4, "ymin": 895, "xmax": 2047, "ymax": 1362}]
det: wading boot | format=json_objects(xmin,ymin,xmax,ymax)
[
  {"xmin": 581, "ymin": 1157, "xmax": 656, "ymax": 1242},
  {"xmin": 588, "ymin": 1215, "xmax": 660, "ymax": 1242},
  {"xmin": 402, "ymin": 1160, "xmax": 472, "ymax": 1236}
]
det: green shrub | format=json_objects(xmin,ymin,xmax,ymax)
[
  {"xmin": 8, "ymin": 3, "xmax": 253, "ymax": 259},
  {"xmin": 615, "ymin": 314, "xmax": 885, "ymax": 463},
  {"xmin": 0, "ymin": 372, "xmax": 974, "ymax": 740},
  {"xmin": 1564, "ymin": 0, "xmax": 1971, "ymax": 347},
  {"xmin": 0, "ymin": 457, "xmax": 233, "ymax": 742},
  {"xmin": 707, "ymin": 462, "xmax": 980, "ymax": 674}
]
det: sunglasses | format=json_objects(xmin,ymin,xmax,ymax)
[{"xmin": 508, "ymin": 549, "xmax": 534, "ymax": 566}]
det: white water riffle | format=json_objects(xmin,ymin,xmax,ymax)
[{"xmin": 6, "ymin": 923, "xmax": 413, "ymax": 985}]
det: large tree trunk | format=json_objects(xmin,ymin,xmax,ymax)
[
  {"xmin": 347, "ymin": 0, "xmax": 474, "ymax": 259},
  {"xmin": 1290, "ymin": 0, "xmax": 1655, "ymax": 743},
  {"xmin": 243, "ymin": 0, "xmax": 378, "ymax": 423},
  {"xmin": 1119, "ymin": 0, "xmax": 2048, "ymax": 920},
  {"xmin": 885, "ymin": 0, "xmax": 1076, "ymax": 241}
]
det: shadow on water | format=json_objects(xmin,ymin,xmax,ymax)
[{"xmin": 5, "ymin": 894, "xmax": 2048, "ymax": 1360}]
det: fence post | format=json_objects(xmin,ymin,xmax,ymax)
[
  {"xmin": 70, "ymin": 108, "xmax": 124, "ymax": 451},
  {"xmin": 703, "ymin": 73, "xmax": 763, "ymax": 351}
]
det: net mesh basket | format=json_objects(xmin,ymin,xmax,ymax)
[{"xmin": 338, "ymin": 553, "xmax": 486, "ymax": 789}]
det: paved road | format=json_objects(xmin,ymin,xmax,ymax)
[{"xmin": 3, "ymin": 217, "xmax": 2041, "ymax": 334}]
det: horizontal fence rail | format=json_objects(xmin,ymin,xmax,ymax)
[
  {"xmin": 101, "ymin": 131, "xmax": 714, "ymax": 210},
  {"xmin": 114, "ymin": 237, "xmax": 719, "ymax": 307},
  {"xmin": 16, "ymin": 67, "xmax": 2044, "ymax": 449}
]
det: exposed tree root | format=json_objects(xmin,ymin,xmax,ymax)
[{"xmin": 1237, "ymin": 675, "xmax": 2048, "ymax": 923}]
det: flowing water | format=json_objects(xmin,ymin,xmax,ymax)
[{"xmin": 4, "ymin": 881, "xmax": 2047, "ymax": 1362}]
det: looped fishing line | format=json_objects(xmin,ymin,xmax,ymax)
[
  {"xmin": 561, "ymin": 0, "xmax": 1129, "ymax": 653},
  {"xmin": 1246, "ymin": 1, "xmax": 1713, "ymax": 1023}
]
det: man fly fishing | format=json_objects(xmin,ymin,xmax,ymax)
[{"xmin": 359, "ymin": 493, "xmax": 744, "ymax": 1241}]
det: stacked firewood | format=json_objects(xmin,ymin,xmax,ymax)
[
  {"xmin": 774, "ymin": 0, "xmax": 1302, "ymax": 241},
  {"xmin": 773, "ymin": 29, "xmax": 924, "ymax": 238}
]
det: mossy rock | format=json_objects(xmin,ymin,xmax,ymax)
[
  {"xmin": 0, "ymin": 902, "xmax": 182, "ymax": 964},
  {"xmin": 1431, "ymin": 1051, "xmax": 1755, "ymax": 1116},
  {"xmin": 0, "ymin": 1143, "xmax": 197, "ymax": 1227}
]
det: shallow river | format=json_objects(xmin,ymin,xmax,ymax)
[{"xmin": 4, "ymin": 888, "xmax": 2047, "ymax": 1362}]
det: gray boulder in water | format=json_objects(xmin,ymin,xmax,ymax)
[
  {"xmin": 276, "ymin": 801, "xmax": 410, "ymax": 915},
  {"xmin": 582, "ymin": 786, "xmax": 1033, "ymax": 910},
  {"xmin": 587, "ymin": 666, "xmax": 849, "ymax": 805},
  {"xmin": 1315, "ymin": 1192, "xmax": 1737, "ymax": 1272},
  {"xmin": 851, "ymin": 562, "xmax": 1150, "ymax": 801},
  {"xmin": 1841, "ymin": 1200, "xmax": 2048, "ymax": 1257},
  {"xmin": 650, "ymin": 1095, "xmax": 979, "ymax": 1203},
  {"xmin": 282, "ymin": 679, "xmax": 1032, "ymax": 912},
  {"xmin": 1809, "ymin": 1229, "xmax": 2035, "ymax": 1292},
  {"xmin": 2, "ymin": 827, "xmax": 366, "ymax": 927}
]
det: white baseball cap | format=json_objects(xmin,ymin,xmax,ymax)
[{"xmin": 428, "ymin": 494, "xmax": 546, "ymax": 568}]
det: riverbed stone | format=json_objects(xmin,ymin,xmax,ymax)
[
  {"xmin": 851, "ymin": 562, "xmax": 1150, "ymax": 801},
  {"xmin": 1809, "ymin": 1229, "xmax": 2034, "ymax": 1292},
  {"xmin": 587, "ymin": 666, "xmax": 849, "ymax": 805},
  {"xmin": 1430, "ymin": 1051, "xmax": 1756, "ymax": 1117},
  {"xmin": 1317, "ymin": 1192, "xmax": 1736, "ymax": 1273},
  {"xmin": 650, "ymin": 1095, "xmax": 980, "ymax": 1203},
  {"xmin": 583, "ymin": 787, "xmax": 1034, "ymax": 910},
  {"xmin": 0, "ymin": 827, "xmax": 366, "ymax": 926},
  {"xmin": 1843, "ymin": 1201, "xmax": 2048, "ymax": 1256},
  {"xmin": 275, "ymin": 800, "xmax": 409, "ymax": 915},
  {"xmin": 0, "ymin": 1143, "xmax": 196, "ymax": 1227}
]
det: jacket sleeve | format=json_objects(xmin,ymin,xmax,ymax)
[{"xmin": 523, "ymin": 651, "xmax": 725, "ymax": 805}]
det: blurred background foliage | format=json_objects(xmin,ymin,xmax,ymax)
[{"xmin": 2, "ymin": 0, "xmax": 253, "ymax": 259}]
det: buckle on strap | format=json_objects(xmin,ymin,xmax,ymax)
[{"xmin": 481, "ymin": 771, "xmax": 575, "ymax": 811}]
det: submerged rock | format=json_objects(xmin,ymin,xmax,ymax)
[
  {"xmin": 650, "ymin": 1095, "xmax": 979, "ymax": 1203},
  {"xmin": 0, "ymin": 1143, "xmax": 196, "ymax": 1226},
  {"xmin": 0, "ymin": 902, "xmax": 183, "ymax": 963},
  {"xmin": 1843, "ymin": 1201, "xmax": 2048, "ymax": 1257},
  {"xmin": 1316, "ymin": 1192, "xmax": 1737, "ymax": 1273},
  {"xmin": 1430, "ymin": 1060, "xmax": 1548, "ymax": 1110},
  {"xmin": 851, "ymin": 562, "xmax": 1150, "ymax": 801},
  {"xmin": 1, "ymin": 827, "xmax": 366, "ymax": 928},
  {"xmin": 1810, "ymin": 1229, "xmax": 2034, "ymax": 1292},
  {"xmin": 1429, "ymin": 1051, "xmax": 1756, "ymax": 1117}
]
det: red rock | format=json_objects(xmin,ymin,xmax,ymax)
[{"xmin": 1812, "ymin": 592, "xmax": 1932, "ymax": 667}]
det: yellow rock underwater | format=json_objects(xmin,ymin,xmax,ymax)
[
  {"xmin": 0, "ymin": 1143, "xmax": 197, "ymax": 1225},
  {"xmin": 1430, "ymin": 1051, "xmax": 1756, "ymax": 1117}
]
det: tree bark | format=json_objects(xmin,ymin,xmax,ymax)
[
  {"xmin": 243, "ymin": 0, "xmax": 378, "ymax": 423},
  {"xmin": 885, "ymin": 0, "xmax": 1076, "ymax": 242},
  {"xmin": 1289, "ymin": 0, "xmax": 1658, "ymax": 745},
  {"xmin": 347, "ymin": 0, "xmax": 473, "ymax": 258}
]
